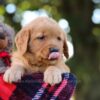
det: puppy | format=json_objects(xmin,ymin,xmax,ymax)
[
  {"xmin": 0, "ymin": 23, "xmax": 15, "ymax": 53},
  {"xmin": 0, "ymin": 22, "xmax": 15, "ymax": 73},
  {"xmin": 3, "ymin": 17, "xmax": 70, "ymax": 84}
]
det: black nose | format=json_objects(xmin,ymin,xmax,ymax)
[
  {"xmin": 0, "ymin": 32, "xmax": 5, "ymax": 39},
  {"xmin": 50, "ymin": 48, "xmax": 59, "ymax": 53}
]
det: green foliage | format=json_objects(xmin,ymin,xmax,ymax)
[{"xmin": 0, "ymin": 6, "xmax": 5, "ymax": 15}]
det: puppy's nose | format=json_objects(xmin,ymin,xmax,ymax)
[
  {"xmin": 0, "ymin": 32, "xmax": 5, "ymax": 39},
  {"xmin": 49, "ymin": 48, "xmax": 59, "ymax": 53}
]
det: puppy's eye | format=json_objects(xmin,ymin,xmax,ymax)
[
  {"xmin": 37, "ymin": 36, "xmax": 45, "ymax": 40},
  {"xmin": 57, "ymin": 37, "xmax": 61, "ymax": 41}
]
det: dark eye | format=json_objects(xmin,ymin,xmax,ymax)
[
  {"xmin": 57, "ymin": 36, "xmax": 61, "ymax": 41},
  {"xmin": 37, "ymin": 36, "xmax": 45, "ymax": 40}
]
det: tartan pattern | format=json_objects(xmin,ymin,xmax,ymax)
[
  {"xmin": 0, "ymin": 51, "xmax": 11, "ymax": 67},
  {"xmin": 0, "ymin": 72, "xmax": 77, "ymax": 100}
]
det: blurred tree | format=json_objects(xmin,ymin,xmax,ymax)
[
  {"xmin": 0, "ymin": 0, "xmax": 100, "ymax": 100},
  {"xmin": 59, "ymin": 0, "xmax": 100, "ymax": 100},
  {"xmin": 0, "ymin": 0, "xmax": 4, "ymax": 5}
]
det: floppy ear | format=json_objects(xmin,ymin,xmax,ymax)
[
  {"xmin": 63, "ymin": 33, "xmax": 69, "ymax": 59},
  {"xmin": 15, "ymin": 28, "xmax": 30, "ymax": 55}
]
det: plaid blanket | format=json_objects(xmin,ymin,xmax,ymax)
[{"xmin": 0, "ymin": 72, "xmax": 77, "ymax": 100}]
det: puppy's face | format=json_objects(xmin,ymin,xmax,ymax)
[
  {"xmin": 0, "ymin": 26, "xmax": 8, "ymax": 49},
  {"xmin": 0, "ymin": 23, "xmax": 15, "ymax": 52},
  {"xmin": 15, "ymin": 17, "xmax": 69, "ymax": 65},
  {"xmin": 29, "ymin": 26, "xmax": 64, "ymax": 64}
]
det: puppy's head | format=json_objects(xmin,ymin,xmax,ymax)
[
  {"xmin": 15, "ymin": 17, "xmax": 69, "ymax": 65},
  {"xmin": 0, "ymin": 22, "xmax": 15, "ymax": 52},
  {"xmin": 0, "ymin": 23, "xmax": 8, "ymax": 50}
]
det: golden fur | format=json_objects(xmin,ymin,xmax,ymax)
[{"xmin": 3, "ymin": 17, "xmax": 70, "ymax": 84}]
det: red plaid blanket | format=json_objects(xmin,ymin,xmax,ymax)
[{"xmin": 0, "ymin": 72, "xmax": 77, "ymax": 100}]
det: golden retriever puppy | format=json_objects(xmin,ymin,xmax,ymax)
[{"xmin": 3, "ymin": 17, "xmax": 70, "ymax": 85}]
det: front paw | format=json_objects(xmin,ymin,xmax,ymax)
[
  {"xmin": 44, "ymin": 67, "xmax": 62, "ymax": 85},
  {"xmin": 3, "ymin": 67, "xmax": 24, "ymax": 83}
]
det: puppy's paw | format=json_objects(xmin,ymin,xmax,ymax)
[
  {"xmin": 3, "ymin": 67, "xmax": 24, "ymax": 83},
  {"xmin": 44, "ymin": 67, "xmax": 62, "ymax": 85}
]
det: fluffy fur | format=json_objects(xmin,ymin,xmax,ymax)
[
  {"xmin": 0, "ymin": 22, "xmax": 15, "ymax": 73},
  {"xmin": 3, "ymin": 17, "xmax": 70, "ymax": 84}
]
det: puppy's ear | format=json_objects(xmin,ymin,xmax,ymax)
[
  {"xmin": 63, "ymin": 33, "xmax": 69, "ymax": 59},
  {"xmin": 15, "ymin": 28, "xmax": 30, "ymax": 55}
]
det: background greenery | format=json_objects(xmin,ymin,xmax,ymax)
[{"xmin": 0, "ymin": 0, "xmax": 100, "ymax": 100}]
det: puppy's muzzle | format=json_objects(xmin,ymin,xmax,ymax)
[
  {"xmin": 49, "ymin": 48, "xmax": 59, "ymax": 53},
  {"xmin": 0, "ymin": 32, "xmax": 5, "ymax": 39},
  {"xmin": 48, "ymin": 48, "xmax": 60, "ymax": 60}
]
